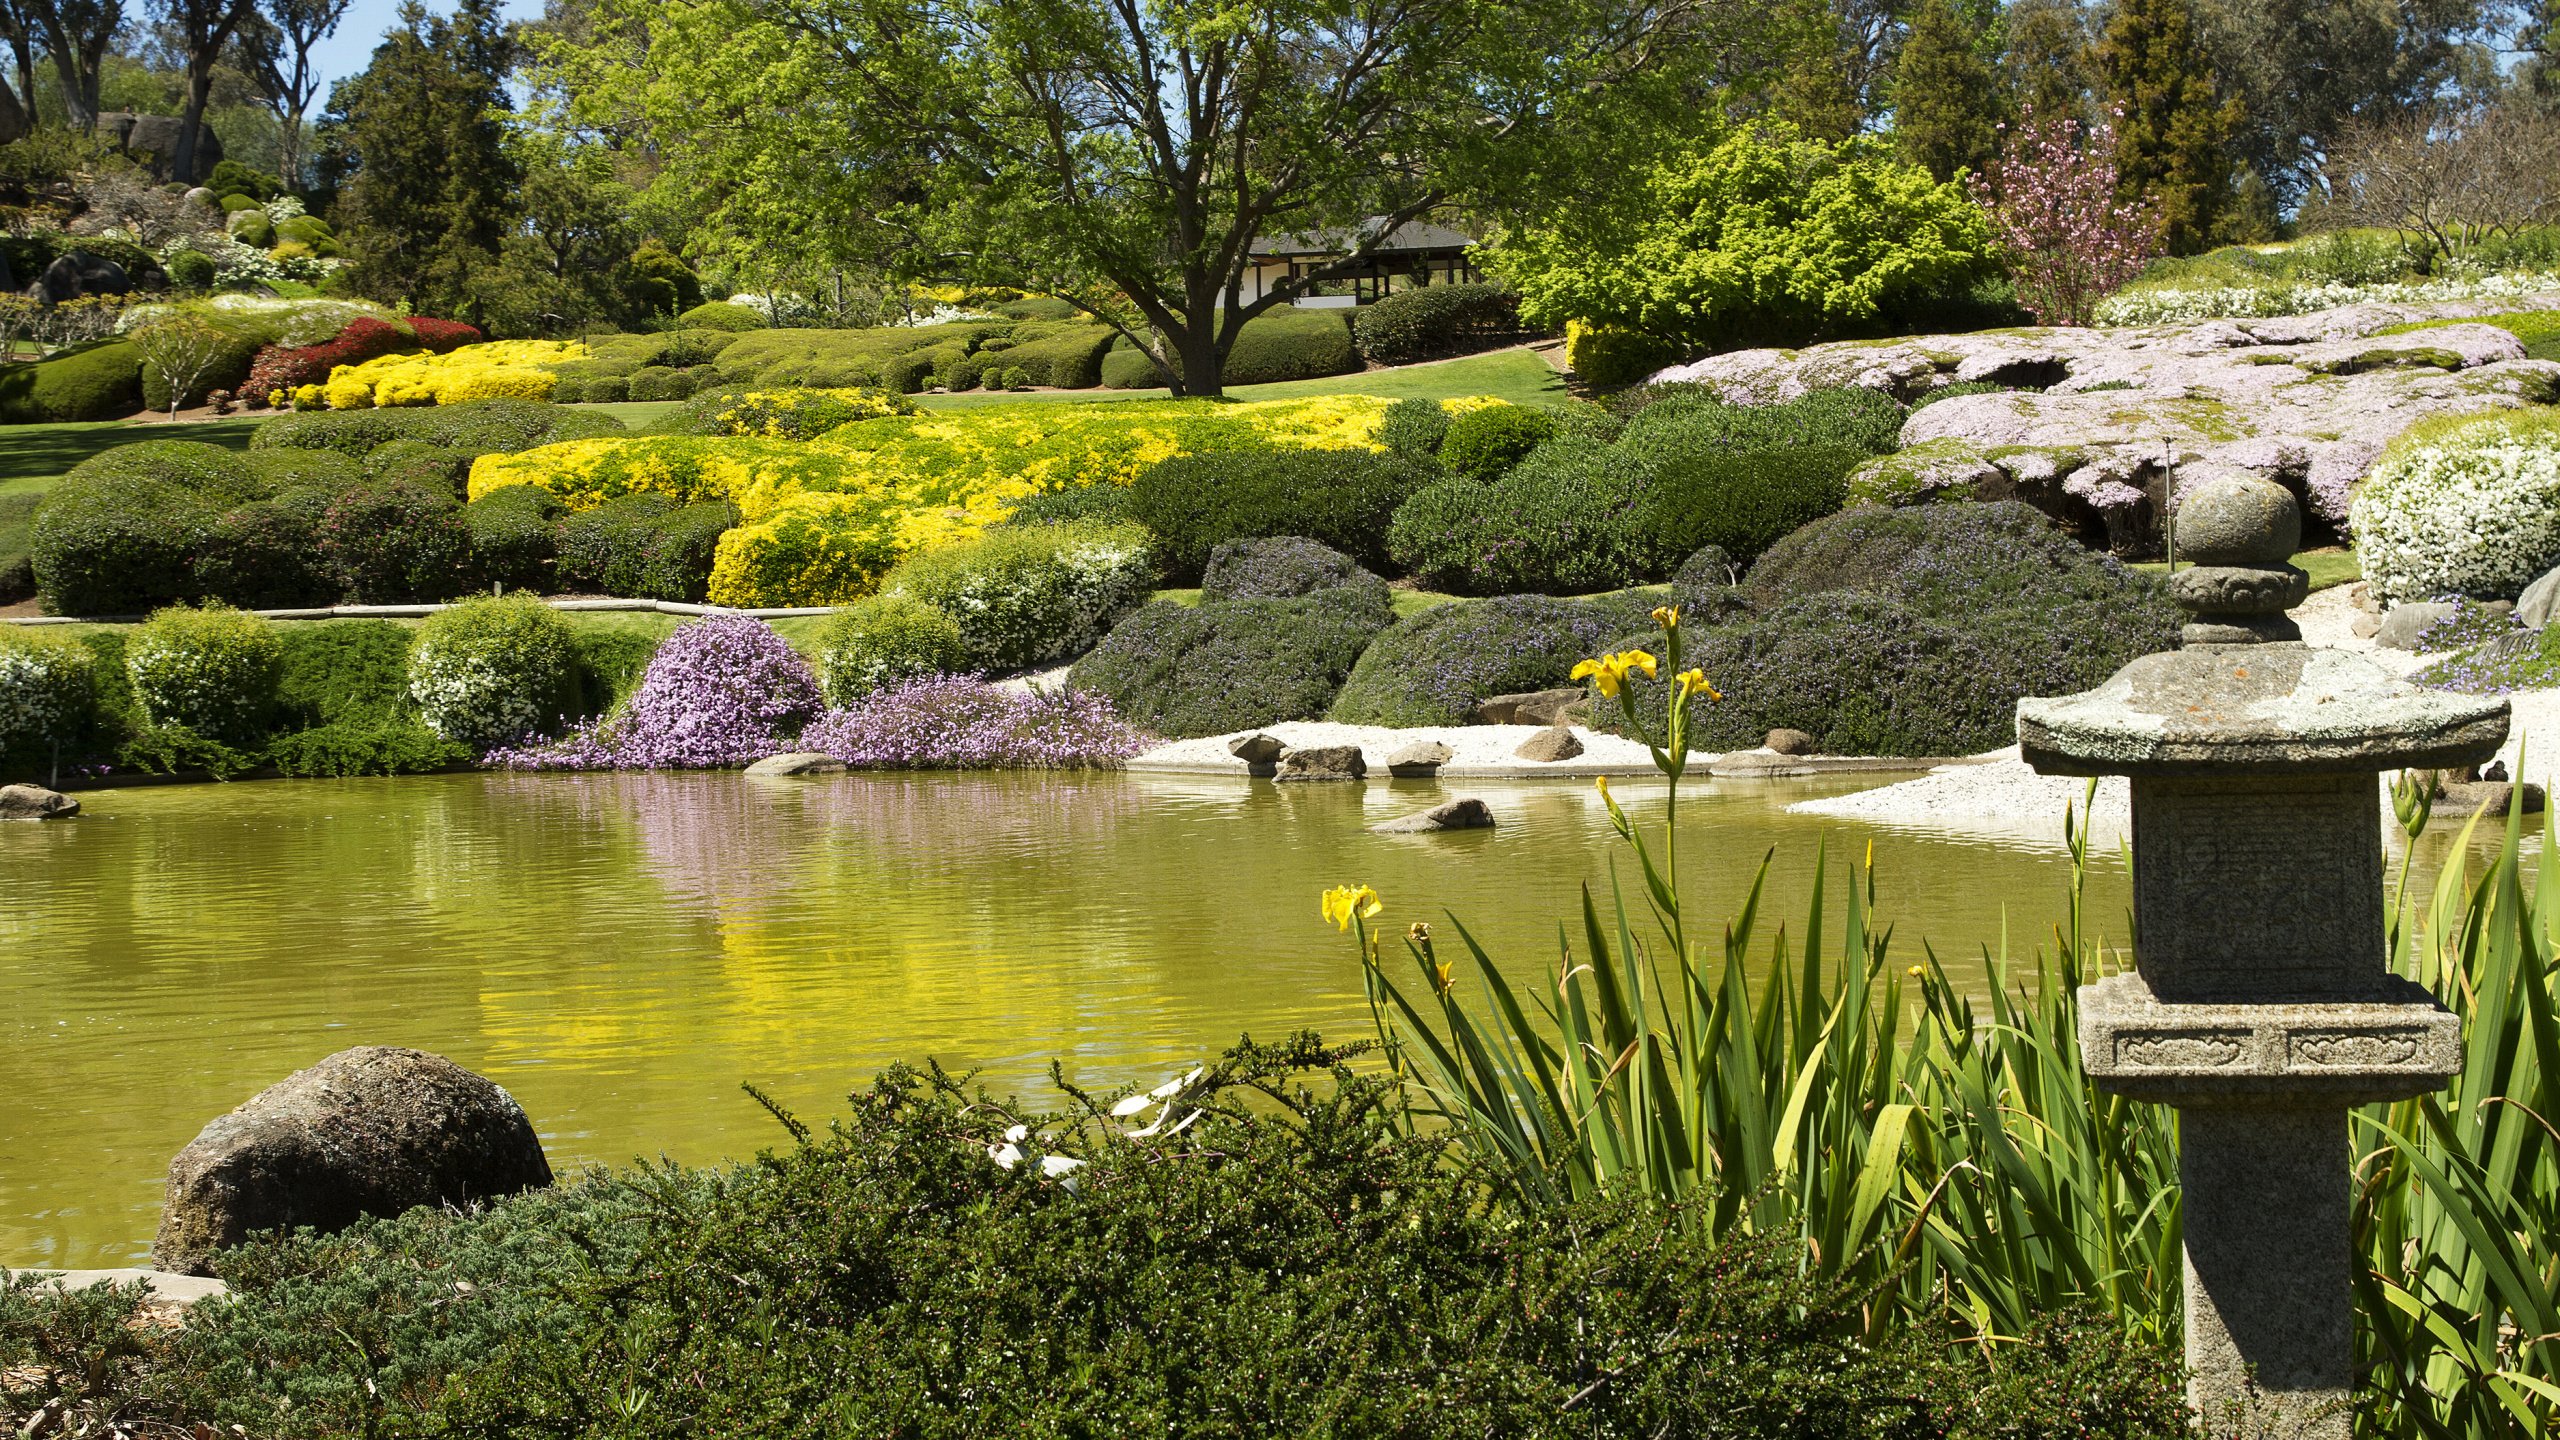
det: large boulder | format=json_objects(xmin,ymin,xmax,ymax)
[
  {"xmin": 1648, "ymin": 296, "xmax": 2560, "ymax": 551},
  {"xmin": 117, "ymin": 113, "xmax": 224, "ymax": 178},
  {"xmin": 29, "ymin": 252, "xmax": 135, "ymax": 305},
  {"xmin": 154, "ymin": 1046, "xmax": 553, "ymax": 1276},
  {"xmin": 0, "ymin": 785, "xmax": 79, "ymax": 820}
]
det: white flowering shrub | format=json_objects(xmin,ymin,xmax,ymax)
[
  {"xmin": 125, "ymin": 604, "xmax": 283, "ymax": 741},
  {"xmin": 2353, "ymin": 411, "xmax": 2560, "ymax": 604},
  {"xmin": 261, "ymin": 194, "xmax": 306, "ymax": 225},
  {"xmin": 0, "ymin": 628, "xmax": 97, "ymax": 753},
  {"xmin": 2095, "ymin": 271, "xmax": 2560, "ymax": 327},
  {"xmin": 408, "ymin": 594, "xmax": 581, "ymax": 752},
  {"xmin": 814, "ymin": 594, "xmax": 970, "ymax": 705},
  {"xmin": 886, "ymin": 521, "xmax": 1158, "ymax": 672}
]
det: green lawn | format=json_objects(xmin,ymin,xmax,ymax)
[
  {"xmin": 0, "ymin": 417, "xmax": 268, "ymax": 496},
  {"xmin": 2133, "ymin": 547, "xmax": 2359, "ymax": 593},
  {"xmin": 920, "ymin": 348, "xmax": 1568, "ymax": 412}
]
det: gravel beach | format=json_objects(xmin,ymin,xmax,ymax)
[{"xmin": 1127, "ymin": 721, "xmax": 1666, "ymax": 776}]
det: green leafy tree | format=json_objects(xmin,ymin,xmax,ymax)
[
  {"xmin": 540, "ymin": 0, "xmax": 1770, "ymax": 397},
  {"xmin": 237, "ymin": 0, "xmax": 349, "ymax": 188},
  {"xmin": 1481, "ymin": 123, "xmax": 1996, "ymax": 353},
  {"xmin": 1999, "ymin": 0, "xmax": 2095, "ymax": 125},
  {"xmin": 319, "ymin": 0, "xmax": 520, "ymax": 322},
  {"xmin": 2195, "ymin": 0, "xmax": 2480, "ymax": 209},
  {"xmin": 477, "ymin": 118, "xmax": 641, "ymax": 334},
  {"xmin": 18, "ymin": 0, "xmax": 124, "ymax": 131},
  {"xmin": 1892, "ymin": 0, "xmax": 2002, "ymax": 182},
  {"xmin": 2096, "ymin": 0, "xmax": 2238, "ymax": 255}
]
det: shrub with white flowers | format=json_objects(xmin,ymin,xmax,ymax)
[
  {"xmin": 0, "ymin": 628, "xmax": 97, "ymax": 753},
  {"xmin": 2353, "ymin": 410, "xmax": 2560, "ymax": 605},
  {"xmin": 408, "ymin": 593, "xmax": 581, "ymax": 751},
  {"xmin": 2096, "ymin": 271, "xmax": 2560, "ymax": 328},
  {"xmin": 884, "ymin": 520, "xmax": 1158, "ymax": 673},
  {"xmin": 125, "ymin": 604, "xmax": 284, "ymax": 741}
]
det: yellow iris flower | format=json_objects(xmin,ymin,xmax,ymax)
[
  {"xmin": 1569, "ymin": 649, "xmax": 1658, "ymax": 698},
  {"xmin": 1673, "ymin": 668, "xmax": 1720, "ymax": 701},
  {"xmin": 1650, "ymin": 604, "xmax": 1681, "ymax": 629},
  {"xmin": 1321, "ymin": 884, "xmax": 1383, "ymax": 931}
]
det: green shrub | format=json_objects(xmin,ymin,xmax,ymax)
[
  {"xmin": 1592, "ymin": 502, "xmax": 2181, "ymax": 755},
  {"xmin": 0, "ymin": 491, "xmax": 37, "ymax": 605},
  {"xmin": 1200, "ymin": 536, "xmax": 1388, "ymax": 606},
  {"xmin": 548, "ymin": 375, "xmax": 588, "ymax": 404},
  {"xmin": 1328, "ymin": 592, "xmax": 1656, "ymax": 727},
  {"xmin": 813, "ymin": 594, "xmax": 971, "ymax": 704},
  {"xmin": 557, "ymin": 493, "xmax": 676, "ymax": 596},
  {"xmin": 1633, "ymin": 444, "xmax": 1861, "ymax": 568},
  {"xmin": 0, "ymin": 338, "xmax": 142, "ymax": 424},
  {"xmin": 571, "ymin": 627, "xmax": 665, "ymax": 716},
  {"xmin": 997, "ymin": 484, "xmax": 1137, "ymax": 529},
  {"xmin": 1003, "ymin": 323, "xmax": 1116, "ymax": 388},
  {"xmin": 316, "ymin": 483, "xmax": 472, "ymax": 603},
  {"xmin": 706, "ymin": 322, "xmax": 1004, "ymax": 390},
  {"xmin": 1222, "ymin": 307, "xmax": 1357, "ymax": 384},
  {"xmin": 1099, "ymin": 345, "xmax": 1169, "ymax": 389},
  {"xmin": 1563, "ymin": 322, "xmax": 1679, "ymax": 386},
  {"xmin": 239, "ymin": 448, "xmax": 363, "ymax": 498},
  {"xmin": 408, "ymin": 593, "xmax": 581, "ymax": 750},
  {"xmin": 1352, "ymin": 284, "xmax": 1525, "ymax": 364},
  {"xmin": 632, "ymin": 501, "xmax": 736, "ymax": 604},
  {"xmin": 250, "ymin": 398, "xmax": 629, "ymax": 462},
  {"xmin": 581, "ymin": 375, "xmax": 629, "ymax": 404},
  {"xmin": 1387, "ymin": 438, "xmax": 1658, "ymax": 595},
  {"xmin": 1124, "ymin": 449, "xmax": 1437, "ymax": 582},
  {"xmin": 194, "ymin": 501, "xmax": 335, "ymax": 609},
  {"xmin": 140, "ymin": 323, "xmax": 264, "ymax": 413},
  {"xmin": 676, "ymin": 301, "xmax": 767, "ymax": 332},
  {"xmin": 165, "ymin": 250, "xmax": 216, "ymax": 290},
  {"xmin": 0, "ymin": 626, "xmax": 98, "ymax": 777},
  {"xmin": 462, "ymin": 485, "xmax": 563, "ymax": 594},
  {"xmin": 1375, "ymin": 396, "xmax": 1451, "ymax": 464},
  {"xmin": 673, "ymin": 385, "xmax": 916, "ymax": 441},
  {"xmin": 1070, "ymin": 585, "xmax": 1390, "ymax": 736},
  {"xmin": 1614, "ymin": 383, "xmax": 1904, "ymax": 460},
  {"xmin": 262, "ymin": 621, "xmax": 471, "ymax": 777},
  {"xmin": 886, "ymin": 520, "xmax": 1157, "ymax": 671},
  {"xmin": 124, "ymin": 603, "xmax": 283, "ymax": 742},
  {"xmin": 363, "ymin": 438, "xmax": 470, "ymax": 497},
  {"xmin": 29, "ymin": 441, "xmax": 272, "ymax": 615},
  {"xmin": 627, "ymin": 365, "xmax": 698, "ymax": 402},
  {"xmin": 1438, "ymin": 404, "xmax": 1557, "ymax": 479}
]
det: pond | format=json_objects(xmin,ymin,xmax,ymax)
[{"xmin": 0, "ymin": 765, "xmax": 2487, "ymax": 1268}]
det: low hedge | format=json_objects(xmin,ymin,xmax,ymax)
[
  {"xmin": 1633, "ymin": 444, "xmax": 1861, "ymax": 568},
  {"xmin": 0, "ymin": 338, "xmax": 143, "ymax": 423},
  {"xmin": 1327, "ymin": 591, "xmax": 1658, "ymax": 727},
  {"xmin": 1070, "ymin": 584, "xmax": 1392, "ymax": 737},
  {"xmin": 194, "ymin": 502, "xmax": 335, "ymax": 610},
  {"xmin": 885, "ymin": 520, "xmax": 1157, "ymax": 671},
  {"xmin": 999, "ymin": 322, "xmax": 1116, "ymax": 389},
  {"xmin": 556, "ymin": 493, "xmax": 737, "ymax": 603},
  {"xmin": 317, "ymin": 482, "xmax": 473, "ymax": 604},
  {"xmin": 1101, "ymin": 309, "xmax": 1359, "ymax": 389},
  {"xmin": 1614, "ymin": 384, "xmax": 1905, "ymax": 462},
  {"xmin": 363, "ymin": 438, "xmax": 472, "ymax": 496},
  {"xmin": 1125, "ymin": 448, "xmax": 1438, "ymax": 582},
  {"xmin": 250, "ymin": 398, "xmax": 628, "ymax": 461},
  {"xmin": 1386, "ymin": 438, "xmax": 1658, "ymax": 596},
  {"xmin": 677, "ymin": 301, "xmax": 767, "ymax": 331},
  {"xmin": 812, "ymin": 594, "xmax": 970, "ymax": 705},
  {"xmin": 29, "ymin": 441, "xmax": 276, "ymax": 615},
  {"xmin": 463, "ymin": 485, "xmax": 564, "ymax": 593},
  {"xmin": 1375, "ymin": 396, "xmax": 1452, "ymax": 464},
  {"xmin": 1352, "ymin": 284, "xmax": 1526, "ymax": 364},
  {"xmin": 1439, "ymin": 404, "xmax": 1556, "ymax": 478}
]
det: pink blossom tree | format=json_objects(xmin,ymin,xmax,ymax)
[{"xmin": 1966, "ymin": 107, "xmax": 2163, "ymax": 326}]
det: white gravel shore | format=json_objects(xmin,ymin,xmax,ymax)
[{"xmin": 1128, "ymin": 721, "xmax": 1665, "ymax": 775}]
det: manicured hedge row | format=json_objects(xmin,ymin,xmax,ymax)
[
  {"xmin": 1351, "ymin": 283, "xmax": 1530, "ymax": 364},
  {"xmin": 1099, "ymin": 309, "xmax": 1359, "ymax": 389}
]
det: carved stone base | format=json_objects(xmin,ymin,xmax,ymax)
[{"xmin": 2077, "ymin": 972, "xmax": 2459, "ymax": 1106}]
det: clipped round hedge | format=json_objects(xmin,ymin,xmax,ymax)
[
  {"xmin": 1614, "ymin": 384, "xmax": 1905, "ymax": 465},
  {"xmin": 463, "ymin": 485, "xmax": 564, "ymax": 594},
  {"xmin": 1201, "ymin": 536, "xmax": 1387, "ymax": 606},
  {"xmin": 1386, "ymin": 439, "xmax": 1658, "ymax": 596},
  {"xmin": 1327, "ymin": 591, "xmax": 1657, "ymax": 728},
  {"xmin": 1070, "ymin": 585, "xmax": 1391, "ymax": 737},
  {"xmin": 318, "ymin": 483, "xmax": 473, "ymax": 603},
  {"xmin": 885, "ymin": 519, "xmax": 1157, "ymax": 671},
  {"xmin": 1633, "ymin": 445, "xmax": 1861, "ymax": 568},
  {"xmin": 814, "ymin": 594, "xmax": 970, "ymax": 705},
  {"xmin": 557, "ymin": 493, "xmax": 675, "ymax": 597},
  {"xmin": 1440, "ymin": 405, "xmax": 1557, "ymax": 479},
  {"xmin": 678, "ymin": 302, "xmax": 768, "ymax": 332},
  {"xmin": 0, "ymin": 338, "xmax": 143, "ymax": 424},
  {"xmin": 409, "ymin": 593, "xmax": 582, "ymax": 751},
  {"xmin": 196, "ymin": 502, "xmax": 336, "ymax": 610},
  {"xmin": 29, "ymin": 440, "xmax": 274, "ymax": 615},
  {"xmin": 1352, "ymin": 284, "xmax": 1524, "ymax": 365},
  {"xmin": 125, "ymin": 603, "xmax": 283, "ymax": 742},
  {"xmin": 1126, "ymin": 448, "xmax": 1437, "ymax": 582},
  {"xmin": 250, "ymin": 397, "xmax": 629, "ymax": 462},
  {"xmin": 1375, "ymin": 397, "xmax": 1452, "ymax": 465}
]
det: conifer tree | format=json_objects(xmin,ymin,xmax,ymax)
[
  {"xmin": 2094, "ymin": 0, "xmax": 2237, "ymax": 255},
  {"xmin": 1893, "ymin": 0, "xmax": 2002, "ymax": 182},
  {"xmin": 2000, "ymin": 0, "xmax": 2094, "ymax": 126},
  {"xmin": 321, "ymin": 0, "xmax": 521, "ymax": 322}
]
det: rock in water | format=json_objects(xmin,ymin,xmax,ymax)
[
  {"xmin": 744, "ymin": 752, "xmax": 845, "ymax": 776},
  {"xmin": 1274, "ymin": 745, "xmax": 1366, "ymax": 781},
  {"xmin": 1386, "ymin": 740, "xmax": 1453, "ymax": 776},
  {"xmin": 1513, "ymin": 727, "xmax": 1585, "ymax": 762},
  {"xmin": 1367, "ymin": 796, "xmax": 1497, "ymax": 833},
  {"xmin": 1229, "ymin": 732, "xmax": 1287, "ymax": 764},
  {"xmin": 1766, "ymin": 729, "xmax": 1817, "ymax": 755},
  {"xmin": 0, "ymin": 785, "xmax": 79, "ymax": 820},
  {"xmin": 154, "ymin": 1046, "xmax": 553, "ymax": 1276}
]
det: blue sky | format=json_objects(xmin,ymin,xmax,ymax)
[{"xmin": 299, "ymin": 0, "xmax": 550, "ymax": 97}]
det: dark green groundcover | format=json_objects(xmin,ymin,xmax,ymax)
[{"xmin": 0, "ymin": 1038, "xmax": 2191, "ymax": 1439}]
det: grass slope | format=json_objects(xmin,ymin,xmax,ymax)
[
  {"xmin": 923, "ymin": 348, "xmax": 1567, "ymax": 411},
  {"xmin": 0, "ymin": 417, "xmax": 266, "ymax": 495}
]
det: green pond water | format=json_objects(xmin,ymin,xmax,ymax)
[{"xmin": 0, "ymin": 765, "xmax": 2489, "ymax": 1269}]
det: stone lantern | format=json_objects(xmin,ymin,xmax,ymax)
[{"xmin": 2015, "ymin": 476, "xmax": 2508, "ymax": 1439}]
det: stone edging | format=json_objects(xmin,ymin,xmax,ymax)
[{"xmin": 4, "ymin": 598, "xmax": 842, "ymax": 627}]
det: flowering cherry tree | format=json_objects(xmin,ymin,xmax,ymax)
[{"xmin": 1967, "ymin": 107, "xmax": 2163, "ymax": 327}]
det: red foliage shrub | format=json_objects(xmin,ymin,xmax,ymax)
[
  {"xmin": 406, "ymin": 317, "xmax": 483, "ymax": 354},
  {"xmin": 243, "ymin": 317, "xmax": 420, "ymax": 403}
]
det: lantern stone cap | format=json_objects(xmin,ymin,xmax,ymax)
[
  {"xmin": 2078, "ymin": 972, "xmax": 2460, "ymax": 1107},
  {"xmin": 2019, "ymin": 643, "xmax": 2508, "ymax": 778}
]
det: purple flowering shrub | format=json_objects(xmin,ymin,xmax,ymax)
[
  {"xmin": 801, "ymin": 675, "xmax": 1152, "ymax": 769},
  {"xmin": 2415, "ymin": 599, "xmax": 2551, "ymax": 694},
  {"xmin": 490, "ymin": 613, "xmax": 824, "ymax": 769}
]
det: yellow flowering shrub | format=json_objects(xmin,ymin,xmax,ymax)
[
  {"xmin": 699, "ymin": 388, "xmax": 916, "ymax": 441},
  {"xmin": 473, "ymin": 395, "xmax": 1495, "ymax": 607},
  {"xmin": 321, "ymin": 340, "xmax": 586, "ymax": 410}
]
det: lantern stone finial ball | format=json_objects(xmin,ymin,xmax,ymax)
[{"xmin": 2173, "ymin": 476, "xmax": 2300, "ymax": 567}]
